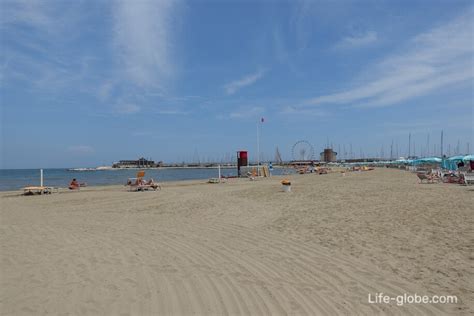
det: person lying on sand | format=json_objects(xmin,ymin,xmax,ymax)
[
  {"xmin": 143, "ymin": 179, "xmax": 160, "ymax": 189},
  {"xmin": 127, "ymin": 178, "xmax": 159, "ymax": 189}
]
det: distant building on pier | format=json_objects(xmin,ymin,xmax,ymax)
[
  {"xmin": 320, "ymin": 148, "xmax": 337, "ymax": 162},
  {"xmin": 112, "ymin": 157, "xmax": 157, "ymax": 168}
]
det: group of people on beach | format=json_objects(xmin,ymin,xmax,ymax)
[{"xmin": 68, "ymin": 177, "xmax": 159, "ymax": 191}]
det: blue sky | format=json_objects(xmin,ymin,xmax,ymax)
[{"xmin": 1, "ymin": 0, "xmax": 473, "ymax": 168}]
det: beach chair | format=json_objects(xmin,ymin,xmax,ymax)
[
  {"xmin": 430, "ymin": 173, "xmax": 441, "ymax": 183},
  {"xmin": 23, "ymin": 186, "xmax": 52, "ymax": 195},
  {"xmin": 22, "ymin": 169, "xmax": 54, "ymax": 195},
  {"xmin": 463, "ymin": 173, "xmax": 474, "ymax": 185},
  {"xmin": 127, "ymin": 171, "xmax": 160, "ymax": 191},
  {"xmin": 416, "ymin": 172, "xmax": 433, "ymax": 184},
  {"xmin": 318, "ymin": 168, "xmax": 328, "ymax": 175},
  {"xmin": 442, "ymin": 173, "xmax": 462, "ymax": 184},
  {"xmin": 137, "ymin": 170, "xmax": 145, "ymax": 180}
]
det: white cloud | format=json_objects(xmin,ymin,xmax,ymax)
[
  {"xmin": 155, "ymin": 109, "xmax": 189, "ymax": 115},
  {"xmin": 280, "ymin": 105, "xmax": 327, "ymax": 117},
  {"xmin": 224, "ymin": 69, "xmax": 266, "ymax": 95},
  {"xmin": 113, "ymin": 0, "xmax": 180, "ymax": 89},
  {"xmin": 67, "ymin": 145, "xmax": 94, "ymax": 154},
  {"xmin": 217, "ymin": 106, "xmax": 264, "ymax": 120},
  {"xmin": 0, "ymin": 0, "xmax": 55, "ymax": 31},
  {"xmin": 0, "ymin": 1, "xmax": 90, "ymax": 91},
  {"xmin": 115, "ymin": 103, "xmax": 140, "ymax": 114},
  {"xmin": 97, "ymin": 81, "xmax": 115, "ymax": 101},
  {"xmin": 1, "ymin": 0, "xmax": 186, "ymax": 118},
  {"xmin": 335, "ymin": 31, "xmax": 378, "ymax": 49},
  {"xmin": 290, "ymin": 0, "xmax": 317, "ymax": 51},
  {"xmin": 304, "ymin": 11, "xmax": 474, "ymax": 109}
]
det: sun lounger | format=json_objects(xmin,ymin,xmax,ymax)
[
  {"xmin": 127, "ymin": 171, "xmax": 161, "ymax": 191},
  {"xmin": 23, "ymin": 186, "xmax": 52, "ymax": 195},
  {"xmin": 318, "ymin": 168, "xmax": 328, "ymax": 175},
  {"xmin": 127, "ymin": 179, "xmax": 161, "ymax": 191},
  {"xmin": 430, "ymin": 173, "xmax": 440, "ymax": 183},
  {"xmin": 22, "ymin": 169, "xmax": 56, "ymax": 195},
  {"xmin": 416, "ymin": 172, "xmax": 435, "ymax": 184},
  {"xmin": 463, "ymin": 172, "xmax": 474, "ymax": 185},
  {"xmin": 441, "ymin": 173, "xmax": 462, "ymax": 184}
]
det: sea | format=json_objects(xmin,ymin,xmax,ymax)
[{"xmin": 0, "ymin": 167, "xmax": 294, "ymax": 191}]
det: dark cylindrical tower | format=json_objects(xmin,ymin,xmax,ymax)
[{"xmin": 237, "ymin": 151, "xmax": 248, "ymax": 176}]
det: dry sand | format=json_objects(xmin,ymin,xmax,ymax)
[{"xmin": 1, "ymin": 168, "xmax": 472, "ymax": 315}]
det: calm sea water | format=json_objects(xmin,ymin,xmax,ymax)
[{"xmin": 0, "ymin": 167, "xmax": 293, "ymax": 191}]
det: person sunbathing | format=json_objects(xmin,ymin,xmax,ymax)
[
  {"xmin": 69, "ymin": 179, "xmax": 80, "ymax": 190},
  {"xmin": 69, "ymin": 179, "xmax": 86, "ymax": 190},
  {"xmin": 145, "ymin": 178, "xmax": 160, "ymax": 189}
]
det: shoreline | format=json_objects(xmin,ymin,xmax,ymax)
[
  {"xmin": 0, "ymin": 167, "xmax": 300, "ymax": 192},
  {"xmin": 66, "ymin": 165, "xmax": 293, "ymax": 171},
  {"xmin": 0, "ymin": 174, "xmax": 292, "ymax": 195}
]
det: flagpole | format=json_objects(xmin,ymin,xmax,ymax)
[{"xmin": 257, "ymin": 119, "xmax": 260, "ymax": 174}]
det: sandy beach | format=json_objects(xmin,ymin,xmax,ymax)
[{"xmin": 1, "ymin": 168, "xmax": 472, "ymax": 315}]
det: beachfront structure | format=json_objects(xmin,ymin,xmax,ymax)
[
  {"xmin": 237, "ymin": 151, "xmax": 248, "ymax": 177},
  {"xmin": 112, "ymin": 158, "xmax": 157, "ymax": 168},
  {"xmin": 320, "ymin": 148, "xmax": 337, "ymax": 162}
]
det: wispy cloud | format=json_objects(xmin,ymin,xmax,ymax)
[
  {"xmin": 290, "ymin": 0, "xmax": 317, "ymax": 51},
  {"xmin": 280, "ymin": 105, "xmax": 327, "ymax": 117},
  {"xmin": 112, "ymin": 0, "xmax": 180, "ymax": 90},
  {"xmin": 115, "ymin": 103, "xmax": 141, "ymax": 114},
  {"xmin": 1, "ymin": 1, "xmax": 183, "ymax": 117},
  {"xmin": 0, "ymin": 1, "xmax": 91, "ymax": 92},
  {"xmin": 217, "ymin": 106, "xmax": 264, "ymax": 120},
  {"xmin": 97, "ymin": 81, "xmax": 115, "ymax": 102},
  {"xmin": 224, "ymin": 69, "xmax": 266, "ymax": 95},
  {"xmin": 1, "ymin": 0, "xmax": 56, "ymax": 31},
  {"xmin": 155, "ymin": 109, "xmax": 189, "ymax": 115},
  {"xmin": 335, "ymin": 31, "xmax": 378, "ymax": 49},
  {"xmin": 304, "ymin": 11, "xmax": 474, "ymax": 109}
]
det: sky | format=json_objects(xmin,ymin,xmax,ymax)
[{"xmin": 1, "ymin": 0, "xmax": 473, "ymax": 168}]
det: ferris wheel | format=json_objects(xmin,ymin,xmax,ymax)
[{"xmin": 291, "ymin": 140, "xmax": 315, "ymax": 161}]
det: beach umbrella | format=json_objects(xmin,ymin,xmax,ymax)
[
  {"xmin": 415, "ymin": 157, "xmax": 442, "ymax": 164},
  {"xmin": 426, "ymin": 157, "xmax": 441, "ymax": 163},
  {"xmin": 394, "ymin": 158, "xmax": 408, "ymax": 165},
  {"xmin": 447, "ymin": 155, "xmax": 465, "ymax": 161},
  {"xmin": 462, "ymin": 155, "xmax": 474, "ymax": 161}
]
